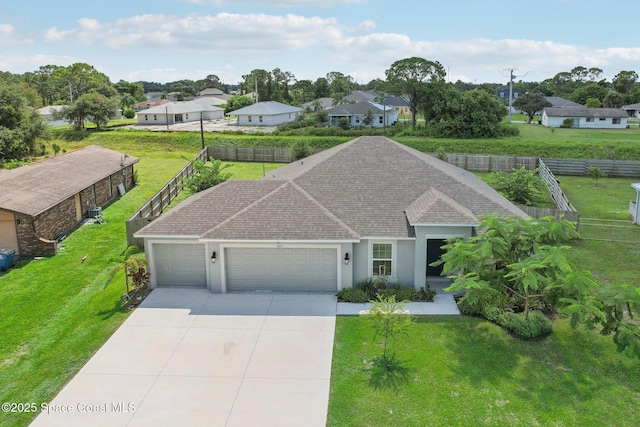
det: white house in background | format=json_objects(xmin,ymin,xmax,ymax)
[
  {"xmin": 542, "ymin": 107, "xmax": 628, "ymax": 129},
  {"xmin": 622, "ymin": 103, "xmax": 640, "ymax": 119},
  {"xmin": 326, "ymin": 101, "xmax": 398, "ymax": 128},
  {"xmin": 36, "ymin": 105, "xmax": 68, "ymax": 128},
  {"xmin": 137, "ymin": 101, "xmax": 224, "ymax": 125},
  {"xmin": 228, "ymin": 101, "xmax": 301, "ymax": 126}
]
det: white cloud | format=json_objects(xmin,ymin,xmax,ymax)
[
  {"xmin": 0, "ymin": 23, "xmax": 33, "ymax": 45},
  {"xmin": 44, "ymin": 13, "xmax": 345, "ymax": 52},
  {"xmin": 0, "ymin": 52, "xmax": 79, "ymax": 73}
]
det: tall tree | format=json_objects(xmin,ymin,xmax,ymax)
[
  {"xmin": 314, "ymin": 77, "xmax": 331, "ymax": 98},
  {"xmin": 326, "ymin": 71, "xmax": 355, "ymax": 100},
  {"xmin": 513, "ymin": 91, "xmax": 552, "ymax": 123},
  {"xmin": 612, "ymin": 70, "xmax": 638, "ymax": 94},
  {"xmin": 291, "ymin": 79, "xmax": 315, "ymax": 105},
  {"xmin": 0, "ymin": 82, "xmax": 49, "ymax": 161},
  {"xmin": 379, "ymin": 57, "xmax": 446, "ymax": 128},
  {"xmin": 603, "ymin": 91, "xmax": 625, "ymax": 108},
  {"xmin": 569, "ymin": 82, "xmax": 608, "ymax": 106},
  {"xmin": 51, "ymin": 63, "xmax": 114, "ymax": 102},
  {"xmin": 55, "ymin": 91, "xmax": 118, "ymax": 130}
]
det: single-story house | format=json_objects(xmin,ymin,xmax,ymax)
[
  {"xmin": 301, "ymin": 97, "xmax": 334, "ymax": 111},
  {"xmin": 192, "ymin": 96, "xmax": 227, "ymax": 107},
  {"xmin": 227, "ymin": 101, "xmax": 301, "ymax": 126},
  {"xmin": 326, "ymin": 101, "xmax": 398, "ymax": 128},
  {"xmin": 134, "ymin": 136, "xmax": 526, "ymax": 293},
  {"xmin": 343, "ymin": 90, "xmax": 376, "ymax": 103},
  {"xmin": 542, "ymin": 107, "xmax": 628, "ymax": 128},
  {"xmin": 137, "ymin": 101, "xmax": 224, "ymax": 125},
  {"xmin": 0, "ymin": 146, "xmax": 138, "ymax": 257},
  {"xmin": 35, "ymin": 105, "xmax": 69, "ymax": 128},
  {"xmin": 198, "ymin": 88, "xmax": 224, "ymax": 97},
  {"xmin": 621, "ymin": 103, "xmax": 640, "ymax": 118},
  {"xmin": 134, "ymin": 99, "xmax": 170, "ymax": 112},
  {"xmin": 381, "ymin": 96, "xmax": 411, "ymax": 115}
]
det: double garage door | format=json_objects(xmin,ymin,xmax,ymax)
[
  {"xmin": 226, "ymin": 247, "xmax": 337, "ymax": 292},
  {"xmin": 153, "ymin": 244, "xmax": 338, "ymax": 292}
]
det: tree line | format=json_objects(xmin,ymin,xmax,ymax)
[{"xmin": 1, "ymin": 59, "xmax": 639, "ymax": 163}]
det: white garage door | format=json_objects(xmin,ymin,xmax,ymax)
[
  {"xmin": 225, "ymin": 247, "xmax": 337, "ymax": 292},
  {"xmin": 154, "ymin": 243, "xmax": 206, "ymax": 287}
]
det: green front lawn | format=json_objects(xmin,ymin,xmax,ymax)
[
  {"xmin": 0, "ymin": 154, "xmax": 281, "ymax": 427},
  {"xmin": 328, "ymin": 316, "xmax": 640, "ymax": 427}
]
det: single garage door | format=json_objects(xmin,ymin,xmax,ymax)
[
  {"xmin": 154, "ymin": 243, "xmax": 206, "ymax": 287},
  {"xmin": 225, "ymin": 247, "xmax": 337, "ymax": 292}
]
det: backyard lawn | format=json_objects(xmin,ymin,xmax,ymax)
[
  {"xmin": 328, "ymin": 316, "xmax": 640, "ymax": 426},
  {"xmin": 0, "ymin": 149, "xmax": 282, "ymax": 427}
]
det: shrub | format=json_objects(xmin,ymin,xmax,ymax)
[
  {"xmin": 561, "ymin": 118, "xmax": 573, "ymax": 128},
  {"xmin": 336, "ymin": 288, "xmax": 370, "ymax": 303},
  {"xmin": 378, "ymin": 287, "xmax": 417, "ymax": 302},
  {"xmin": 497, "ymin": 311, "xmax": 553, "ymax": 339},
  {"xmin": 488, "ymin": 166, "xmax": 547, "ymax": 206},
  {"xmin": 416, "ymin": 285, "xmax": 436, "ymax": 302},
  {"xmin": 123, "ymin": 108, "xmax": 136, "ymax": 119},
  {"xmin": 290, "ymin": 139, "xmax": 311, "ymax": 160}
]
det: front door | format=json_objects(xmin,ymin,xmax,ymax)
[
  {"xmin": 174, "ymin": 114, "xmax": 183, "ymax": 123},
  {"xmin": 426, "ymin": 239, "xmax": 447, "ymax": 277}
]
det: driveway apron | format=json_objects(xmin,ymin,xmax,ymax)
[{"xmin": 31, "ymin": 289, "xmax": 337, "ymax": 427}]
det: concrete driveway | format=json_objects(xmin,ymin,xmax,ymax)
[{"xmin": 31, "ymin": 289, "xmax": 337, "ymax": 427}]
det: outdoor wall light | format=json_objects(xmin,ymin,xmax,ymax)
[
  {"xmin": 344, "ymin": 252, "xmax": 350, "ymax": 265},
  {"xmin": 211, "ymin": 251, "xmax": 217, "ymax": 263}
]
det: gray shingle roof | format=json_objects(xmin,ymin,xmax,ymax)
[
  {"xmin": 142, "ymin": 101, "xmax": 223, "ymax": 114},
  {"xmin": 544, "ymin": 107, "xmax": 628, "ymax": 118},
  {"xmin": 136, "ymin": 137, "xmax": 526, "ymax": 241},
  {"xmin": 326, "ymin": 101, "xmax": 390, "ymax": 116},
  {"xmin": 229, "ymin": 101, "xmax": 301, "ymax": 116},
  {"xmin": 0, "ymin": 146, "xmax": 139, "ymax": 216},
  {"xmin": 545, "ymin": 97, "xmax": 583, "ymax": 108}
]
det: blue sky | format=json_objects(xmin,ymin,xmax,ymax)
[{"xmin": 1, "ymin": 0, "xmax": 638, "ymax": 86}]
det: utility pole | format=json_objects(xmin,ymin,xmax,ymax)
[{"xmin": 502, "ymin": 68, "xmax": 527, "ymax": 123}]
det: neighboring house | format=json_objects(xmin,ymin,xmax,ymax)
[
  {"xmin": 381, "ymin": 96, "xmax": 411, "ymax": 115},
  {"xmin": 134, "ymin": 99, "xmax": 170, "ymax": 112},
  {"xmin": 134, "ymin": 137, "xmax": 526, "ymax": 293},
  {"xmin": 544, "ymin": 96, "xmax": 583, "ymax": 108},
  {"xmin": 145, "ymin": 92, "xmax": 163, "ymax": 101},
  {"xmin": 0, "ymin": 146, "xmax": 138, "ymax": 257},
  {"xmin": 497, "ymin": 89, "xmax": 522, "ymax": 102},
  {"xmin": 198, "ymin": 88, "xmax": 224, "ymax": 97},
  {"xmin": 228, "ymin": 101, "xmax": 301, "ymax": 126},
  {"xmin": 326, "ymin": 101, "xmax": 398, "ymax": 128},
  {"xmin": 542, "ymin": 107, "xmax": 628, "ymax": 128},
  {"xmin": 343, "ymin": 90, "xmax": 376, "ymax": 103},
  {"xmin": 621, "ymin": 103, "xmax": 640, "ymax": 118},
  {"xmin": 301, "ymin": 97, "xmax": 334, "ymax": 111},
  {"xmin": 35, "ymin": 105, "xmax": 68, "ymax": 128},
  {"xmin": 193, "ymin": 96, "xmax": 227, "ymax": 107},
  {"xmin": 137, "ymin": 101, "xmax": 224, "ymax": 125}
]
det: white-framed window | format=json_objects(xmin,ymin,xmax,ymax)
[
  {"xmin": 259, "ymin": 115, "xmax": 263, "ymax": 122},
  {"xmin": 379, "ymin": 116, "xmax": 383, "ymax": 124},
  {"xmin": 599, "ymin": 117, "xmax": 606, "ymax": 121},
  {"xmin": 586, "ymin": 117, "xmax": 594, "ymax": 122},
  {"xmin": 186, "ymin": 113, "xmax": 189, "ymax": 120},
  {"xmin": 248, "ymin": 115, "xmax": 252, "ymax": 122},
  {"xmin": 144, "ymin": 115, "xmax": 148, "ymax": 121},
  {"xmin": 613, "ymin": 118, "xmax": 621, "ymax": 124},
  {"xmin": 371, "ymin": 241, "xmax": 394, "ymax": 277},
  {"xmin": 154, "ymin": 115, "xmax": 157, "ymax": 121}
]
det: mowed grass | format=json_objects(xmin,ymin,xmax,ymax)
[
  {"xmin": 0, "ymin": 151, "xmax": 280, "ymax": 427},
  {"xmin": 328, "ymin": 316, "xmax": 640, "ymax": 427}
]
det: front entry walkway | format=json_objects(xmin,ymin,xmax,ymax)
[{"xmin": 31, "ymin": 290, "xmax": 337, "ymax": 427}]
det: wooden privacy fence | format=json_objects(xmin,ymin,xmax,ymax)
[
  {"xmin": 210, "ymin": 146, "xmax": 291, "ymax": 163},
  {"xmin": 540, "ymin": 158, "xmax": 640, "ymax": 178},
  {"xmin": 126, "ymin": 148, "xmax": 208, "ymax": 247},
  {"xmin": 445, "ymin": 154, "xmax": 537, "ymax": 172}
]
